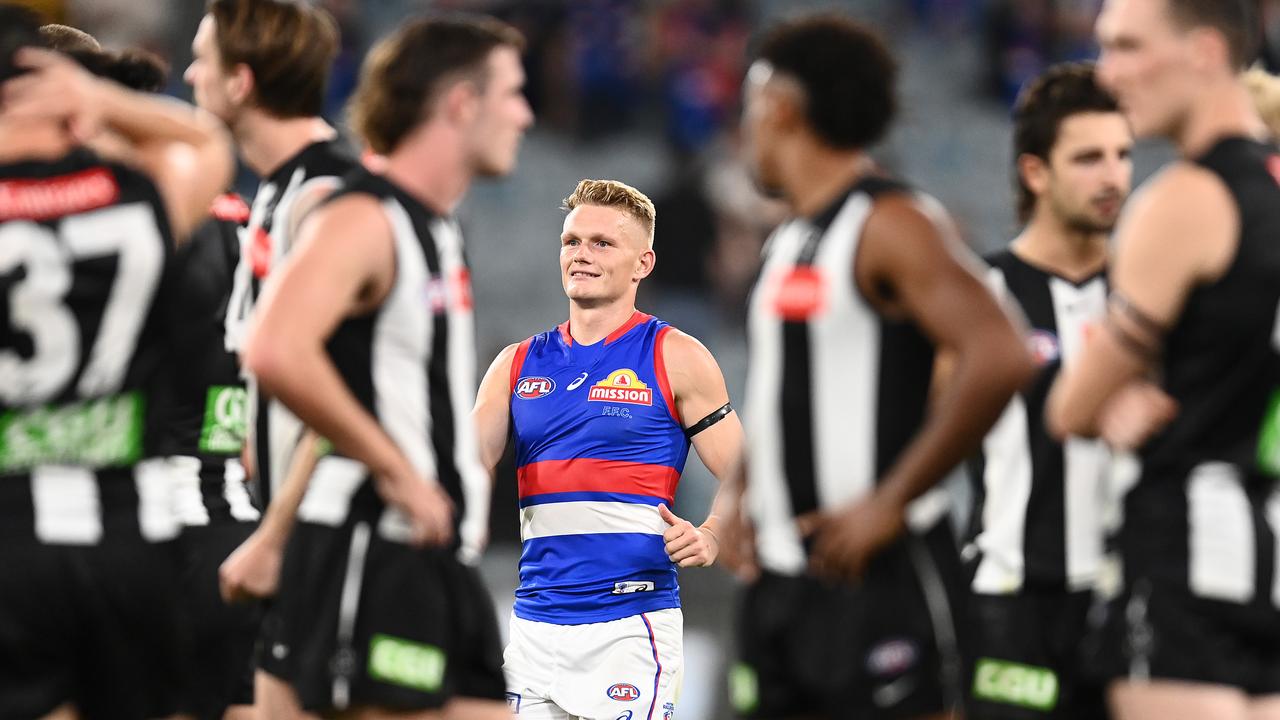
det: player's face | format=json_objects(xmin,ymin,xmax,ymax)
[
  {"xmin": 1095, "ymin": 0, "xmax": 1197, "ymax": 139},
  {"xmin": 559, "ymin": 205, "xmax": 653, "ymax": 307},
  {"xmin": 468, "ymin": 46, "xmax": 534, "ymax": 178},
  {"xmin": 741, "ymin": 62, "xmax": 784, "ymax": 196},
  {"xmin": 1044, "ymin": 112, "xmax": 1133, "ymax": 233},
  {"xmin": 184, "ymin": 15, "xmax": 238, "ymax": 124}
]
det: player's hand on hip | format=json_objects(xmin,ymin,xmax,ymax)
[
  {"xmin": 798, "ymin": 492, "xmax": 906, "ymax": 582},
  {"xmin": 1098, "ymin": 381, "xmax": 1178, "ymax": 451},
  {"xmin": 659, "ymin": 503, "xmax": 718, "ymax": 568},
  {"xmin": 219, "ymin": 529, "xmax": 284, "ymax": 603},
  {"xmin": 718, "ymin": 496, "xmax": 760, "ymax": 582},
  {"xmin": 376, "ymin": 468, "xmax": 455, "ymax": 547}
]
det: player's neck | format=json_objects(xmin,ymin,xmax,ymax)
[
  {"xmin": 1012, "ymin": 217, "xmax": 1107, "ymax": 282},
  {"xmin": 565, "ymin": 300, "xmax": 638, "ymax": 346},
  {"xmin": 0, "ymin": 122, "xmax": 74, "ymax": 164},
  {"xmin": 383, "ymin": 130, "xmax": 472, "ymax": 216},
  {"xmin": 235, "ymin": 113, "xmax": 335, "ymax": 178},
  {"xmin": 1175, "ymin": 80, "xmax": 1267, "ymax": 158},
  {"xmin": 785, "ymin": 146, "xmax": 875, "ymax": 218}
]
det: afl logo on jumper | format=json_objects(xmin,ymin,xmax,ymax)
[
  {"xmin": 607, "ymin": 683, "xmax": 641, "ymax": 702},
  {"xmin": 588, "ymin": 369, "xmax": 653, "ymax": 406},
  {"xmin": 515, "ymin": 377, "xmax": 556, "ymax": 400},
  {"xmin": 1028, "ymin": 330, "xmax": 1060, "ymax": 366},
  {"xmin": 772, "ymin": 266, "xmax": 827, "ymax": 321}
]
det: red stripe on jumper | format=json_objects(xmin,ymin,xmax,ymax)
[{"xmin": 517, "ymin": 458, "xmax": 678, "ymax": 504}]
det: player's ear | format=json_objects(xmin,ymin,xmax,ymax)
[
  {"xmin": 227, "ymin": 62, "xmax": 254, "ymax": 106},
  {"xmin": 442, "ymin": 77, "xmax": 480, "ymax": 127},
  {"xmin": 1018, "ymin": 152, "xmax": 1050, "ymax": 198},
  {"xmin": 635, "ymin": 247, "xmax": 655, "ymax": 282}
]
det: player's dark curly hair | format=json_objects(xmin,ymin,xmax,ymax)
[
  {"xmin": 66, "ymin": 48, "xmax": 168, "ymax": 93},
  {"xmin": 756, "ymin": 14, "xmax": 897, "ymax": 150},
  {"xmin": 1012, "ymin": 62, "xmax": 1119, "ymax": 224}
]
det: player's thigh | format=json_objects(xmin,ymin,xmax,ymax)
[
  {"xmin": 255, "ymin": 669, "xmax": 319, "ymax": 720},
  {"xmin": 1109, "ymin": 680, "xmax": 1249, "ymax": 720},
  {"xmin": 557, "ymin": 610, "xmax": 683, "ymax": 720},
  {"xmin": 442, "ymin": 698, "xmax": 515, "ymax": 720},
  {"xmin": 1249, "ymin": 695, "xmax": 1280, "ymax": 720}
]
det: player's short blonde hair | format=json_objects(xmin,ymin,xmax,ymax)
[
  {"xmin": 1244, "ymin": 66, "xmax": 1280, "ymax": 139},
  {"xmin": 563, "ymin": 179, "xmax": 656, "ymax": 248}
]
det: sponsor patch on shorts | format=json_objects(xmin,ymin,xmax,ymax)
[
  {"xmin": 506, "ymin": 692, "xmax": 521, "ymax": 713},
  {"xmin": 729, "ymin": 662, "xmax": 759, "ymax": 713},
  {"xmin": 367, "ymin": 633, "xmax": 446, "ymax": 693},
  {"xmin": 972, "ymin": 657, "xmax": 1059, "ymax": 711}
]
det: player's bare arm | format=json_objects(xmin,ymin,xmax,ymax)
[
  {"xmin": 803, "ymin": 193, "xmax": 1035, "ymax": 580},
  {"xmin": 658, "ymin": 329, "xmax": 746, "ymax": 568},
  {"xmin": 244, "ymin": 194, "xmax": 453, "ymax": 545},
  {"xmin": 219, "ymin": 429, "xmax": 321, "ymax": 603},
  {"xmin": 219, "ymin": 175, "xmax": 346, "ymax": 599},
  {"xmin": 4, "ymin": 47, "xmax": 233, "ymax": 241},
  {"xmin": 1047, "ymin": 164, "xmax": 1238, "ymax": 439},
  {"xmin": 473, "ymin": 343, "xmax": 519, "ymax": 477}
]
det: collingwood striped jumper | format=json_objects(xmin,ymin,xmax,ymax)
[
  {"xmin": 967, "ymin": 250, "xmax": 1109, "ymax": 594},
  {"xmin": 745, "ymin": 176, "xmax": 952, "ymax": 576},
  {"xmin": 292, "ymin": 168, "xmax": 488, "ymax": 561}
]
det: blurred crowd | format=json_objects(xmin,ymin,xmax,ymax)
[{"xmin": 11, "ymin": 0, "xmax": 1280, "ymax": 333}]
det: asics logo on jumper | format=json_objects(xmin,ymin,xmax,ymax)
[{"xmin": 567, "ymin": 372, "xmax": 589, "ymax": 391}]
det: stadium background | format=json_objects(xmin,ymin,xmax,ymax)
[{"xmin": 11, "ymin": 0, "xmax": 1280, "ymax": 716}]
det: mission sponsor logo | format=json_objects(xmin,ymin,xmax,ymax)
[
  {"xmin": 515, "ymin": 376, "xmax": 556, "ymax": 400},
  {"xmin": 588, "ymin": 369, "xmax": 653, "ymax": 406},
  {"xmin": 607, "ymin": 683, "xmax": 641, "ymax": 702}
]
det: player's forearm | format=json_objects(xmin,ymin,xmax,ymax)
[
  {"xmin": 96, "ymin": 80, "xmax": 229, "ymax": 154},
  {"xmin": 256, "ymin": 430, "xmax": 321, "ymax": 546},
  {"xmin": 248, "ymin": 341, "xmax": 410, "ymax": 482},
  {"xmin": 876, "ymin": 330, "xmax": 1032, "ymax": 509}
]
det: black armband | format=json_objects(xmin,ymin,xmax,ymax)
[{"xmin": 685, "ymin": 402, "xmax": 733, "ymax": 439}]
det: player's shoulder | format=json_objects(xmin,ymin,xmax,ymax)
[
  {"xmin": 657, "ymin": 325, "xmax": 722, "ymax": 380},
  {"xmin": 1125, "ymin": 161, "xmax": 1236, "ymax": 234}
]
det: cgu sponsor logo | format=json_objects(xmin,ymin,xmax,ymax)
[
  {"xmin": 973, "ymin": 658, "xmax": 1059, "ymax": 711},
  {"xmin": 607, "ymin": 683, "xmax": 641, "ymax": 702},
  {"xmin": 515, "ymin": 376, "xmax": 556, "ymax": 400},
  {"xmin": 588, "ymin": 369, "xmax": 653, "ymax": 406}
]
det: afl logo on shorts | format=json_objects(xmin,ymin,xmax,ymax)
[
  {"xmin": 515, "ymin": 377, "xmax": 556, "ymax": 399},
  {"xmin": 588, "ymin": 369, "xmax": 653, "ymax": 406},
  {"xmin": 1028, "ymin": 330, "xmax": 1060, "ymax": 365},
  {"xmin": 607, "ymin": 683, "xmax": 641, "ymax": 702},
  {"xmin": 772, "ymin": 266, "xmax": 827, "ymax": 321}
]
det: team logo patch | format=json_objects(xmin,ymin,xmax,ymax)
[
  {"xmin": 607, "ymin": 683, "xmax": 641, "ymax": 702},
  {"xmin": 866, "ymin": 638, "xmax": 918, "ymax": 677},
  {"xmin": 772, "ymin": 266, "xmax": 827, "ymax": 321},
  {"xmin": 588, "ymin": 369, "xmax": 653, "ymax": 406},
  {"xmin": 1028, "ymin": 330, "xmax": 1060, "ymax": 365},
  {"xmin": 505, "ymin": 692, "xmax": 522, "ymax": 713},
  {"xmin": 515, "ymin": 376, "xmax": 556, "ymax": 400},
  {"xmin": 663, "ymin": 701, "xmax": 676, "ymax": 719}
]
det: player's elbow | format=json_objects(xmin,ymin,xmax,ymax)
[
  {"xmin": 242, "ymin": 328, "xmax": 291, "ymax": 397},
  {"xmin": 973, "ymin": 328, "xmax": 1035, "ymax": 401},
  {"xmin": 1045, "ymin": 383, "xmax": 1092, "ymax": 441}
]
